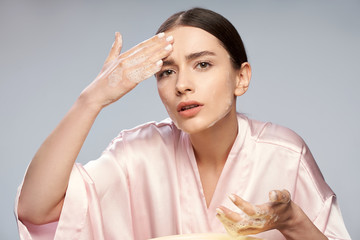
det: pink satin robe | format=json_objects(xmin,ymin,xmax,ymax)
[{"xmin": 15, "ymin": 114, "xmax": 351, "ymax": 239}]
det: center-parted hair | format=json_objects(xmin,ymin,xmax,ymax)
[{"xmin": 156, "ymin": 7, "xmax": 248, "ymax": 69}]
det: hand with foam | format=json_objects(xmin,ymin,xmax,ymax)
[
  {"xmin": 81, "ymin": 32, "xmax": 173, "ymax": 108},
  {"xmin": 216, "ymin": 190, "xmax": 292, "ymax": 236},
  {"xmin": 216, "ymin": 190, "xmax": 328, "ymax": 239}
]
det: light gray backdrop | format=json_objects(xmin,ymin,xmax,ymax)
[{"xmin": 1, "ymin": 0, "xmax": 359, "ymax": 239}]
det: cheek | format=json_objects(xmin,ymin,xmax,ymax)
[
  {"xmin": 157, "ymin": 83, "xmax": 180, "ymax": 127},
  {"xmin": 212, "ymin": 72, "xmax": 236, "ymax": 103},
  {"xmin": 224, "ymin": 72, "xmax": 237, "ymax": 99},
  {"xmin": 212, "ymin": 88, "xmax": 233, "ymax": 113},
  {"xmin": 157, "ymin": 82, "xmax": 166, "ymax": 101},
  {"xmin": 157, "ymin": 83, "xmax": 172, "ymax": 110}
]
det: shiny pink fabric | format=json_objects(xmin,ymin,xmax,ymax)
[{"xmin": 15, "ymin": 114, "xmax": 350, "ymax": 239}]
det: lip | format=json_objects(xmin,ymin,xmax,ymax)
[{"xmin": 177, "ymin": 101, "xmax": 204, "ymax": 118}]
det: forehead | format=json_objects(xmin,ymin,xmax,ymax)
[{"xmin": 165, "ymin": 26, "xmax": 229, "ymax": 58}]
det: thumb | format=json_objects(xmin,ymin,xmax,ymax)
[
  {"xmin": 105, "ymin": 32, "xmax": 123, "ymax": 64},
  {"xmin": 269, "ymin": 189, "xmax": 291, "ymax": 204}
]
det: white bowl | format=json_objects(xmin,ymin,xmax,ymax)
[{"xmin": 149, "ymin": 233, "xmax": 262, "ymax": 240}]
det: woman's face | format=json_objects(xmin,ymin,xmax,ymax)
[{"xmin": 156, "ymin": 26, "xmax": 243, "ymax": 134}]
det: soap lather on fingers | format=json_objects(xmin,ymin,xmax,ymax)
[
  {"xmin": 216, "ymin": 189, "xmax": 292, "ymax": 237},
  {"xmin": 107, "ymin": 32, "xmax": 174, "ymax": 86}
]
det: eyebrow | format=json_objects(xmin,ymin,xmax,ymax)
[
  {"xmin": 186, "ymin": 50, "xmax": 216, "ymax": 61},
  {"xmin": 162, "ymin": 50, "xmax": 216, "ymax": 67}
]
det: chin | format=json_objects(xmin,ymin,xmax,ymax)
[{"xmin": 175, "ymin": 118, "xmax": 218, "ymax": 135}]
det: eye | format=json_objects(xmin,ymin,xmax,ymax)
[
  {"xmin": 157, "ymin": 69, "xmax": 175, "ymax": 79},
  {"xmin": 195, "ymin": 61, "xmax": 212, "ymax": 70}
]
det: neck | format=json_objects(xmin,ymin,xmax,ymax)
[{"xmin": 189, "ymin": 108, "xmax": 238, "ymax": 167}]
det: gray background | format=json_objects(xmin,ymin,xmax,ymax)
[{"xmin": 1, "ymin": 0, "xmax": 359, "ymax": 239}]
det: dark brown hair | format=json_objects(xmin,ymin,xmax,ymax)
[{"xmin": 156, "ymin": 7, "xmax": 248, "ymax": 69}]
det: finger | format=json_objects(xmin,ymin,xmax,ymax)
[
  {"xmin": 122, "ymin": 42, "xmax": 172, "ymax": 69},
  {"xmin": 269, "ymin": 189, "xmax": 291, "ymax": 204},
  {"xmin": 216, "ymin": 207, "xmax": 266, "ymax": 236},
  {"xmin": 122, "ymin": 40, "xmax": 172, "ymax": 69},
  {"xmin": 105, "ymin": 32, "xmax": 123, "ymax": 64},
  {"xmin": 122, "ymin": 32, "xmax": 173, "ymax": 59},
  {"xmin": 229, "ymin": 194, "xmax": 257, "ymax": 216},
  {"xmin": 105, "ymin": 35, "xmax": 172, "ymax": 86},
  {"xmin": 216, "ymin": 206, "xmax": 243, "ymax": 222},
  {"xmin": 124, "ymin": 59, "xmax": 163, "ymax": 84},
  {"xmin": 124, "ymin": 35, "xmax": 173, "ymax": 66},
  {"xmin": 113, "ymin": 32, "xmax": 123, "ymax": 57},
  {"xmin": 148, "ymin": 43, "xmax": 173, "ymax": 64}
]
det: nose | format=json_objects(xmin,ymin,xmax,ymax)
[{"xmin": 175, "ymin": 71, "xmax": 194, "ymax": 96}]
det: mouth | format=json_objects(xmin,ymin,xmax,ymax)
[
  {"xmin": 180, "ymin": 104, "xmax": 200, "ymax": 111},
  {"xmin": 177, "ymin": 101, "xmax": 204, "ymax": 117},
  {"xmin": 177, "ymin": 101, "xmax": 203, "ymax": 112}
]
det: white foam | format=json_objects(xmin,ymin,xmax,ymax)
[
  {"xmin": 108, "ymin": 68, "xmax": 123, "ymax": 87},
  {"xmin": 123, "ymin": 53, "xmax": 148, "ymax": 68}
]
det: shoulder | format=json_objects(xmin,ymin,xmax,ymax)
[
  {"xmin": 242, "ymin": 115, "xmax": 305, "ymax": 154},
  {"xmin": 105, "ymin": 118, "xmax": 180, "ymax": 151},
  {"xmin": 122, "ymin": 118, "xmax": 177, "ymax": 139},
  {"xmin": 237, "ymin": 115, "xmax": 335, "ymax": 206},
  {"xmin": 240, "ymin": 115, "xmax": 334, "ymax": 199}
]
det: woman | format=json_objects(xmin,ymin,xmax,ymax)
[{"xmin": 16, "ymin": 8, "xmax": 350, "ymax": 240}]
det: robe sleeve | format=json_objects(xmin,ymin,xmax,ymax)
[
  {"xmin": 293, "ymin": 144, "xmax": 351, "ymax": 240},
  {"xmin": 316, "ymin": 196, "xmax": 351, "ymax": 240},
  {"xmin": 15, "ymin": 134, "xmax": 135, "ymax": 239},
  {"xmin": 15, "ymin": 164, "xmax": 100, "ymax": 240}
]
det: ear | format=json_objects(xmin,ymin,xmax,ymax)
[{"xmin": 234, "ymin": 62, "xmax": 251, "ymax": 96}]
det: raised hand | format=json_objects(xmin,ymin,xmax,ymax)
[
  {"xmin": 216, "ymin": 190, "xmax": 292, "ymax": 237},
  {"xmin": 81, "ymin": 32, "xmax": 173, "ymax": 108},
  {"xmin": 18, "ymin": 32, "xmax": 173, "ymax": 225}
]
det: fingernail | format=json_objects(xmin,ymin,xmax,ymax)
[
  {"xmin": 228, "ymin": 194, "xmax": 236, "ymax": 202},
  {"xmin": 216, "ymin": 208, "xmax": 224, "ymax": 215},
  {"xmin": 158, "ymin": 32, "xmax": 165, "ymax": 38},
  {"xmin": 166, "ymin": 35, "xmax": 173, "ymax": 42},
  {"xmin": 165, "ymin": 44, "xmax": 172, "ymax": 51},
  {"xmin": 269, "ymin": 190, "xmax": 277, "ymax": 202},
  {"xmin": 156, "ymin": 60, "xmax": 163, "ymax": 67}
]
